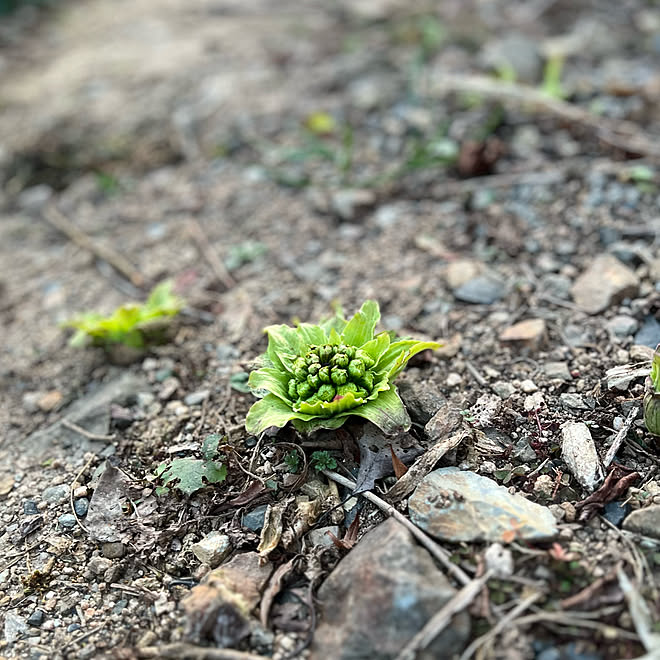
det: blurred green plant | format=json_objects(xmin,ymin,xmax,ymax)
[
  {"xmin": 64, "ymin": 280, "xmax": 183, "ymax": 349},
  {"xmin": 310, "ymin": 450, "xmax": 337, "ymax": 472},
  {"xmin": 644, "ymin": 344, "xmax": 660, "ymax": 437}
]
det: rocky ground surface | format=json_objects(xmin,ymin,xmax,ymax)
[{"xmin": 1, "ymin": 1, "xmax": 660, "ymax": 659}]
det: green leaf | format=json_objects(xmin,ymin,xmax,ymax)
[
  {"xmin": 359, "ymin": 331, "xmax": 391, "ymax": 363},
  {"xmin": 375, "ymin": 340, "xmax": 441, "ymax": 379},
  {"xmin": 245, "ymin": 394, "xmax": 318, "ymax": 435},
  {"xmin": 248, "ymin": 367, "xmax": 292, "ymax": 402},
  {"xmin": 295, "ymin": 323, "xmax": 327, "ymax": 348},
  {"xmin": 297, "ymin": 389, "xmax": 368, "ymax": 416},
  {"xmin": 157, "ymin": 458, "xmax": 227, "ymax": 495},
  {"xmin": 340, "ymin": 300, "xmax": 380, "ymax": 347},
  {"xmin": 202, "ymin": 434, "xmax": 222, "ymax": 461},
  {"xmin": 319, "ymin": 308, "xmax": 348, "ymax": 336},
  {"xmin": 264, "ymin": 325, "xmax": 302, "ymax": 373},
  {"xmin": 347, "ymin": 387, "xmax": 411, "ymax": 434}
]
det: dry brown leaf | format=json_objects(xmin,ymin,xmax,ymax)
[
  {"xmin": 259, "ymin": 555, "xmax": 298, "ymax": 627},
  {"xmin": 390, "ymin": 445, "xmax": 408, "ymax": 479},
  {"xmin": 326, "ymin": 511, "xmax": 360, "ymax": 551}
]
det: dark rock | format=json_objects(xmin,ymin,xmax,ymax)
[
  {"xmin": 397, "ymin": 380, "xmax": 446, "ymax": 425},
  {"xmin": 242, "ymin": 504, "xmax": 268, "ymax": 532},
  {"xmin": 310, "ymin": 518, "xmax": 470, "ymax": 660},
  {"xmin": 42, "ymin": 484, "xmax": 69, "ymax": 503},
  {"xmin": 27, "ymin": 610, "xmax": 44, "ymax": 627},
  {"xmin": 67, "ymin": 623, "xmax": 81, "ymax": 633},
  {"xmin": 74, "ymin": 498, "xmax": 89, "ymax": 517},
  {"xmin": 23, "ymin": 501, "xmax": 39, "ymax": 515},
  {"xmin": 603, "ymin": 501, "xmax": 631, "ymax": 528}
]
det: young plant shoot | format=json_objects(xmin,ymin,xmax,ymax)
[
  {"xmin": 245, "ymin": 300, "xmax": 440, "ymax": 435},
  {"xmin": 644, "ymin": 344, "xmax": 660, "ymax": 436}
]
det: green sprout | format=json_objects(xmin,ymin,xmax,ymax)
[
  {"xmin": 310, "ymin": 450, "xmax": 337, "ymax": 472},
  {"xmin": 644, "ymin": 344, "xmax": 660, "ymax": 436},
  {"xmin": 64, "ymin": 280, "xmax": 183, "ymax": 349},
  {"xmin": 284, "ymin": 450, "xmax": 301, "ymax": 473},
  {"xmin": 245, "ymin": 300, "xmax": 441, "ymax": 435}
]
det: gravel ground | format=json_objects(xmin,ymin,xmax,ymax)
[{"xmin": 1, "ymin": 1, "xmax": 660, "ymax": 659}]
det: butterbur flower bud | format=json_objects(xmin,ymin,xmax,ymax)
[
  {"xmin": 246, "ymin": 300, "xmax": 441, "ymax": 435},
  {"xmin": 331, "ymin": 368, "xmax": 348, "ymax": 386},
  {"xmin": 348, "ymin": 359, "xmax": 366, "ymax": 381}
]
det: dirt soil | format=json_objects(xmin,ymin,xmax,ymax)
[{"xmin": 1, "ymin": 1, "xmax": 660, "ymax": 659}]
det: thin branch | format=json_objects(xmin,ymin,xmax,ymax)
[
  {"xmin": 396, "ymin": 570, "xmax": 493, "ymax": 660},
  {"xmin": 604, "ymin": 406, "xmax": 640, "ymax": 468},
  {"xmin": 61, "ymin": 419, "xmax": 116, "ymax": 442},
  {"xmin": 322, "ymin": 469, "xmax": 471, "ymax": 586},
  {"xmin": 186, "ymin": 217, "xmax": 235, "ymax": 289},
  {"xmin": 135, "ymin": 643, "xmax": 271, "ymax": 660},
  {"xmin": 458, "ymin": 591, "xmax": 544, "ymax": 660},
  {"xmin": 43, "ymin": 205, "xmax": 146, "ymax": 289}
]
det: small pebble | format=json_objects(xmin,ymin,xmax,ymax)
[
  {"xmin": 184, "ymin": 390, "xmax": 210, "ymax": 406},
  {"xmin": 446, "ymin": 373, "xmax": 462, "ymax": 387},
  {"xmin": 74, "ymin": 498, "xmax": 89, "ymax": 517},
  {"xmin": 23, "ymin": 501, "xmax": 39, "ymax": 516},
  {"xmin": 27, "ymin": 610, "xmax": 44, "ymax": 627},
  {"xmin": 58, "ymin": 514, "xmax": 77, "ymax": 529},
  {"xmin": 520, "ymin": 379, "xmax": 538, "ymax": 393},
  {"xmin": 42, "ymin": 485, "xmax": 70, "ymax": 504},
  {"xmin": 67, "ymin": 623, "xmax": 81, "ymax": 633}
]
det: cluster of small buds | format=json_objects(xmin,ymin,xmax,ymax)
[{"xmin": 288, "ymin": 343, "xmax": 376, "ymax": 405}]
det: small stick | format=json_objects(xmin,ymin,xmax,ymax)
[
  {"xmin": 604, "ymin": 406, "xmax": 640, "ymax": 468},
  {"xmin": 136, "ymin": 643, "xmax": 270, "ymax": 660},
  {"xmin": 465, "ymin": 361, "xmax": 487, "ymax": 388},
  {"xmin": 61, "ymin": 419, "xmax": 116, "ymax": 442},
  {"xmin": 458, "ymin": 591, "xmax": 544, "ymax": 660},
  {"xmin": 59, "ymin": 624, "xmax": 105, "ymax": 653},
  {"xmin": 186, "ymin": 217, "xmax": 235, "ymax": 289},
  {"xmin": 43, "ymin": 205, "xmax": 146, "ymax": 288},
  {"xmin": 395, "ymin": 570, "xmax": 493, "ymax": 660},
  {"xmin": 322, "ymin": 469, "xmax": 471, "ymax": 586}
]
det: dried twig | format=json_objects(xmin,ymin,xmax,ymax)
[
  {"xmin": 458, "ymin": 591, "xmax": 544, "ymax": 660},
  {"xmin": 322, "ymin": 469, "xmax": 471, "ymax": 586},
  {"xmin": 395, "ymin": 570, "xmax": 493, "ymax": 660},
  {"xmin": 604, "ymin": 406, "xmax": 640, "ymax": 468},
  {"xmin": 187, "ymin": 217, "xmax": 235, "ymax": 289},
  {"xmin": 43, "ymin": 205, "xmax": 146, "ymax": 288},
  {"xmin": 430, "ymin": 73, "xmax": 660, "ymax": 158},
  {"xmin": 386, "ymin": 427, "xmax": 469, "ymax": 503},
  {"xmin": 136, "ymin": 644, "xmax": 270, "ymax": 659},
  {"xmin": 61, "ymin": 419, "xmax": 116, "ymax": 442}
]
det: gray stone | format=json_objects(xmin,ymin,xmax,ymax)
[
  {"xmin": 310, "ymin": 518, "xmax": 470, "ymax": 660},
  {"xmin": 424, "ymin": 405, "xmax": 464, "ymax": 440},
  {"xmin": 570, "ymin": 254, "xmax": 639, "ymax": 314},
  {"xmin": 408, "ymin": 468, "xmax": 558, "ymax": 543},
  {"xmin": 512, "ymin": 438, "xmax": 537, "ymax": 463},
  {"xmin": 453, "ymin": 275, "xmax": 506, "ymax": 305},
  {"xmin": 27, "ymin": 610, "xmax": 44, "ymax": 627},
  {"xmin": 607, "ymin": 315, "xmax": 639, "ymax": 338},
  {"xmin": 74, "ymin": 498, "xmax": 89, "ymax": 517},
  {"xmin": 560, "ymin": 393, "xmax": 592, "ymax": 411},
  {"xmin": 491, "ymin": 381, "xmax": 515, "ymax": 399},
  {"xmin": 184, "ymin": 390, "xmax": 210, "ymax": 406},
  {"xmin": 58, "ymin": 513, "xmax": 77, "ymax": 529},
  {"xmin": 102, "ymin": 542, "xmax": 125, "ymax": 558},
  {"xmin": 635, "ymin": 317, "xmax": 660, "ymax": 348},
  {"xmin": 561, "ymin": 422, "xmax": 604, "ymax": 492},
  {"xmin": 330, "ymin": 189, "xmax": 375, "ymax": 221},
  {"xmin": 397, "ymin": 380, "xmax": 446, "ymax": 425},
  {"xmin": 42, "ymin": 484, "xmax": 70, "ymax": 503},
  {"xmin": 191, "ymin": 531, "xmax": 232, "ymax": 568},
  {"xmin": 307, "ymin": 526, "xmax": 340, "ymax": 548},
  {"xmin": 25, "ymin": 373, "xmax": 146, "ymax": 457},
  {"xmin": 623, "ymin": 505, "xmax": 660, "ymax": 539},
  {"xmin": 543, "ymin": 362, "xmax": 571, "ymax": 381},
  {"xmin": 4, "ymin": 613, "xmax": 27, "ymax": 643},
  {"xmin": 23, "ymin": 501, "xmax": 39, "ymax": 515},
  {"xmin": 86, "ymin": 556, "xmax": 113, "ymax": 576},
  {"xmin": 242, "ymin": 504, "xmax": 268, "ymax": 532}
]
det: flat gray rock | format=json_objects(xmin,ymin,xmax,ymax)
[
  {"xmin": 570, "ymin": 254, "xmax": 639, "ymax": 314},
  {"xmin": 623, "ymin": 505, "xmax": 660, "ymax": 539},
  {"xmin": 408, "ymin": 467, "xmax": 558, "ymax": 543},
  {"xmin": 24, "ymin": 372, "xmax": 146, "ymax": 457},
  {"xmin": 310, "ymin": 518, "xmax": 470, "ymax": 660}
]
